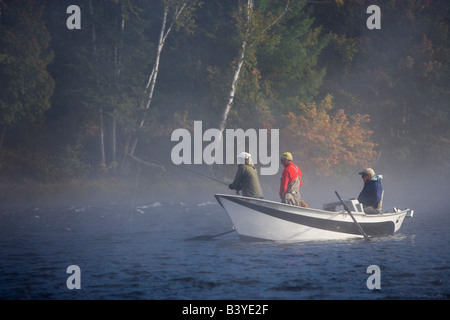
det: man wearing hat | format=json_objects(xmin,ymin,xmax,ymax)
[
  {"xmin": 229, "ymin": 152, "xmax": 264, "ymax": 198},
  {"xmin": 358, "ymin": 168, "xmax": 383, "ymax": 214},
  {"xmin": 279, "ymin": 152, "xmax": 306, "ymax": 206}
]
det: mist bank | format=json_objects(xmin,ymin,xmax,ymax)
[{"xmin": 1, "ymin": 162, "xmax": 447, "ymax": 217}]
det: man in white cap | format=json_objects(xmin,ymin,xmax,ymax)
[
  {"xmin": 228, "ymin": 152, "xmax": 263, "ymax": 198},
  {"xmin": 358, "ymin": 168, "xmax": 383, "ymax": 214}
]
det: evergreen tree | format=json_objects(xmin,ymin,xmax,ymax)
[
  {"xmin": 315, "ymin": 0, "xmax": 450, "ymax": 175},
  {"xmin": 0, "ymin": 0, "xmax": 55, "ymax": 153}
]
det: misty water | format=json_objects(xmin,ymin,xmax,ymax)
[{"xmin": 0, "ymin": 191, "xmax": 449, "ymax": 300}]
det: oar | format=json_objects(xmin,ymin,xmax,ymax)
[
  {"xmin": 186, "ymin": 227, "xmax": 235, "ymax": 241},
  {"xmin": 335, "ymin": 191, "xmax": 370, "ymax": 240}
]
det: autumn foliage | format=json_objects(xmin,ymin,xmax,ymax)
[
  {"xmin": 0, "ymin": 0, "xmax": 447, "ymax": 184},
  {"xmin": 281, "ymin": 95, "xmax": 379, "ymax": 176}
]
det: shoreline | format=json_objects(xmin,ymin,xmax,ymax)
[
  {"xmin": 0, "ymin": 177, "xmax": 225, "ymax": 210},
  {"xmin": 0, "ymin": 178, "xmax": 135, "ymax": 209}
]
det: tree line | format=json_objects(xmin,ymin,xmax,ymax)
[{"xmin": 0, "ymin": 0, "xmax": 448, "ymax": 186}]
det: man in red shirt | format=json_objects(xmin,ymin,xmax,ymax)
[{"xmin": 279, "ymin": 152, "xmax": 307, "ymax": 207}]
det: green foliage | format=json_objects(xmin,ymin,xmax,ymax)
[
  {"xmin": 0, "ymin": 126, "xmax": 89, "ymax": 183},
  {"xmin": 316, "ymin": 0, "xmax": 450, "ymax": 174},
  {"xmin": 204, "ymin": 0, "xmax": 330, "ymax": 129},
  {"xmin": 0, "ymin": 0, "xmax": 448, "ymax": 185},
  {"xmin": 0, "ymin": 0, "xmax": 55, "ymax": 127},
  {"xmin": 256, "ymin": 2, "xmax": 330, "ymax": 113},
  {"xmin": 47, "ymin": 141, "xmax": 90, "ymax": 181}
]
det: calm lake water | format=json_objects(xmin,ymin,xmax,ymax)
[{"xmin": 0, "ymin": 195, "xmax": 448, "ymax": 301}]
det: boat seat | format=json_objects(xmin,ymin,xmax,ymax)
[{"xmin": 323, "ymin": 199, "xmax": 364, "ymax": 213}]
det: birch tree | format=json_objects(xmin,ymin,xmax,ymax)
[
  {"xmin": 87, "ymin": 0, "xmax": 106, "ymax": 168},
  {"xmin": 128, "ymin": 0, "xmax": 200, "ymax": 165},
  {"xmin": 86, "ymin": 0, "xmax": 150, "ymax": 173},
  {"xmin": 219, "ymin": 0, "xmax": 292, "ymax": 133}
]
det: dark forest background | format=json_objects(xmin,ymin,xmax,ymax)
[{"xmin": 0, "ymin": 0, "xmax": 448, "ymax": 203}]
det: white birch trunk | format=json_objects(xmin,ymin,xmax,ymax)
[
  {"xmin": 89, "ymin": 0, "xmax": 106, "ymax": 167},
  {"xmin": 130, "ymin": 3, "xmax": 187, "ymax": 157},
  {"xmin": 111, "ymin": 1, "xmax": 125, "ymax": 169},
  {"xmin": 219, "ymin": 0, "xmax": 253, "ymax": 134},
  {"xmin": 219, "ymin": 0, "xmax": 291, "ymax": 133}
]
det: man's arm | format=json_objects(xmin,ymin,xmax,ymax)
[
  {"xmin": 279, "ymin": 168, "xmax": 290, "ymax": 197},
  {"xmin": 229, "ymin": 166, "xmax": 244, "ymax": 191}
]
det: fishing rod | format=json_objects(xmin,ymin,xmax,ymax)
[
  {"xmin": 171, "ymin": 163, "xmax": 229, "ymax": 186},
  {"xmin": 148, "ymin": 157, "xmax": 229, "ymax": 186},
  {"xmin": 133, "ymin": 157, "xmax": 240, "ymax": 241}
]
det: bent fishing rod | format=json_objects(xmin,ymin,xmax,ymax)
[{"xmin": 146, "ymin": 158, "xmax": 229, "ymax": 186}]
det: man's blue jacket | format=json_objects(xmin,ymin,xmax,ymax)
[{"xmin": 358, "ymin": 177, "xmax": 383, "ymax": 208}]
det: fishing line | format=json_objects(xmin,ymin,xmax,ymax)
[
  {"xmin": 127, "ymin": 156, "xmax": 227, "ymax": 232},
  {"xmin": 147, "ymin": 157, "xmax": 229, "ymax": 186},
  {"xmin": 169, "ymin": 163, "xmax": 228, "ymax": 186}
]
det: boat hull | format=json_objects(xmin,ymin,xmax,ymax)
[{"xmin": 215, "ymin": 194, "xmax": 409, "ymax": 242}]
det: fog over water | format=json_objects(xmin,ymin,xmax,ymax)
[{"xmin": 1, "ymin": 166, "xmax": 448, "ymax": 301}]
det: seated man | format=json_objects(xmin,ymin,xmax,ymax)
[{"xmin": 358, "ymin": 168, "xmax": 383, "ymax": 214}]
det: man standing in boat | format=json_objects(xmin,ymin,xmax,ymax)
[
  {"xmin": 228, "ymin": 152, "xmax": 264, "ymax": 199},
  {"xmin": 358, "ymin": 168, "xmax": 383, "ymax": 214},
  {"xmin": 279, "ymin": 152, "xmax": 308, "ymax": 207}
]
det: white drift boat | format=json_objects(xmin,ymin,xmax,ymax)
[{"xmin": 215, "ymin": 194, "xmax": 413, "ymax": 242}]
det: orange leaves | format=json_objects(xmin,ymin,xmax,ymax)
[
  {"xmin": 335, "ymin": 0, "xmax": 345, "ymax": 7},
  {"xmin": 281, "ymin": 96, "xmax": 378, "ymax": 176}
]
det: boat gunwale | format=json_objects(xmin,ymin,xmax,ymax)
[{"xmin": 214, "ymin": 193, "xmax": 409, "ymax": 218}]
